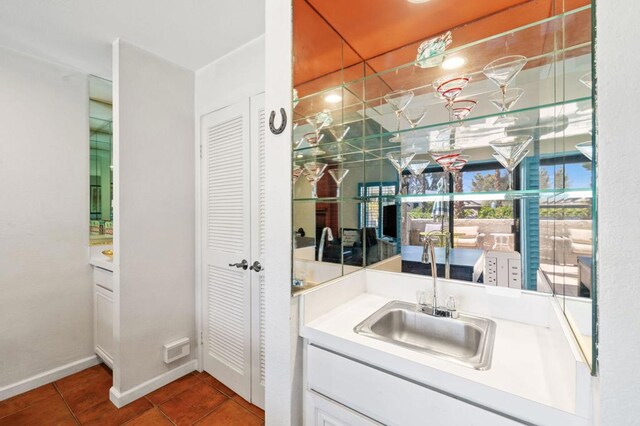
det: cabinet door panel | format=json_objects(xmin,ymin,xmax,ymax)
[
  {"xmin": 307, "ymin": 345, "xmax": 523, "ymax": 426},
  {"xmin": 95, "ymin": 285, "xmax": 114, "ymax": 368}
]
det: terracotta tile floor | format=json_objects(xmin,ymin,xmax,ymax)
[{"xmin": 0, "ymin": 364, "xmax": 265, "ymax": 425}]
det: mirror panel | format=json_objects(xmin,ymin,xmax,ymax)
[
  {"xmin": 291, "ymin": 0, "xmax": 595, "ymax": 370},
  {"xmin": 89, "ymin": 76, "xmax": 113, "ymax": 245}
]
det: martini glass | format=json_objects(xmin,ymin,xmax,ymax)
[
  {"xmin": 447, "ymin": 155, "xmax": 471, "ymax": 192},
  {"xmin": 415, "ymin": 31, "xmax": 452, "ymax": 68},
  {"xmin": 483, "ymin": 55, "xmax": 527, "ymax": 122},
  {"xmin": 328, "ymin": 169, "xmax": 350, "ymax": 197},
  {"xmin": 292, "ymin": 165, "xmax": 304, "ymax": 184},
  {"xmin": 404, "ymin": 105, "xmax": 427, "ymax": 130},
  {"xmin": 408, "ymin": 161, "xmax": 430, "ymax": 194},
  {"xmin": 490, "ymin": 135, "xmax": 533, "ymax": 190},
  {"xmin": 446, "ymin": 99, "xmax": 477, "ymax": 123},
  {"xmin": 293, "ymin": 88, "xmax": 299, "ymax": 109},
  {"xmin": 433, "ymin": 75, "xmax": 471, "ymax": 122},
  {"xmin": 302, "ymin": 132, "xmax": 325, "ymax": 155},
  {"xmin": 384, "ymin": 90, "xmax": 414, "ymax": 143},
  {"xmin": 386, "ymin": 151, "xmax": 416, "ymax": 195},
  {"xmin": 304, "ymin": 161, "xmax": 328, "ymax": 198},
  {"xmin": 489, "ymin": 88, "xmax": 525, "ymax": 126},
  {"xmin": 408, "ymin": 161, "xmax": 430, "ymax": 178},
  {"xmin": 429, "ymin": 145, "xmax": 463, "ymax": 192},
  {"xmin": 580, "ymin": 72, "xmax": 593, "ymax": 90},
  {"xmin": 306, "ymin": 109, "xmax": 333, "ymax": 149},
  {"xmin": 576, "ymin": 141, "xmax": 593, "ymax": 160},
  {"xmin": 328, "ymin": 124, "xmax": 351, "ymax": 143}
]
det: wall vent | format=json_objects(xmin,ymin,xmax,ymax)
[{"xmin": 163, "ymin": 338, "xmax": 190, "ymax": 364}]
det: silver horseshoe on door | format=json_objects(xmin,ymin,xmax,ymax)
[{"xmin": 269, "ymin": 108, "xmax": 287, "ymax": 135}]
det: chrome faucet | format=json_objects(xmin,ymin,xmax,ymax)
[
  {"xmin": 317, "ymin": 227, "xmax": 334, "ymax": 262},
  {"xmin": 419, "ymin": 232, "xmax": 457, "ymax": 318}
]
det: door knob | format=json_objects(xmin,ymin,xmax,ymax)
[
  {"xmin": 249, "ymin": 261, "xmax": 263, "ymax": 272},
  {"xmin": 229, "ymin": 259, "xmax": 248, "ymax": 270}
]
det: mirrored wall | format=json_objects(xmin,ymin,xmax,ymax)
[
  {"xmin": 89, "ymin": 76, "xmax": 113, "ymax": 245},
  {"xmin": 291, "ymin": 0, "xmax": 595, "ymax": 370}
]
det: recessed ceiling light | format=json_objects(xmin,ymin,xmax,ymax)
[
  {"xmin": 324, "ymin": 93, "xmax": 342, "ymax": 104},
  {"xmin": 442, "ymin": 56, "xmax": 466, "ymax": 70},
  {"xmin": 407, "ymin": 0, "xmax": 430, "ymax": 3}
]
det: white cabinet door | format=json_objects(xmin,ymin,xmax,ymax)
[
  {"xmin": 94, "ymin": 284, "xmax": 114, "ymax": 368},
  {"xmin": 202, "ymin": 99, "xmax": 252, "ymax": 400},
  {"xmin": 306, "ymin": 391, "xmax": 380, "ymax": 426},
  {"xmin": 307, "ymin": 345, "xmax": 524, "ymax": 426},
  {"xmin": 250, "ymin": 94, "xmax": 267, "ymax": 409}
]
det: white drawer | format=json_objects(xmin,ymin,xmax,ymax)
[
  {"xmin": 93, "ymin": 266, "xmax": 113, "ymax": 291},
  {"xmin": 307, "ymin": 345, "xmax": 523, "ymax": 426}
]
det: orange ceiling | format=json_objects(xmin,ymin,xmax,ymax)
[{"xmin": 293, "ymin": 0, "xmax": 591, "ymax": 93}]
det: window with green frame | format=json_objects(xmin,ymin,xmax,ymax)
[{"xmin": 358, "ymin": 182, "xmax": 396, "ymax": 236}]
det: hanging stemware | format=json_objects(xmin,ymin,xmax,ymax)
[{"xmin": 384, "ymin": 90, "xmax": 414, "ymax": 143}]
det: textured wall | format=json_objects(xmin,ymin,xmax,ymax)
[
  {"xmin": 113, "ymin": 40, "xmax": 195, "ymax": 392},
  {"xmin": 0, "ymin": 47, "xmax": 93, "ymax": 389},
  {"xmin": 596, "ymin": 0, "xmax": 640, "ymax": 422}
]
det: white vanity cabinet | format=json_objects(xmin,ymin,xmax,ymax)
[
  {"xmin": 93, "ymin": 266, "xmax": 114, "ymax": 368},
  {"xmin": 305, "ymin": 345, "xmax": 523, "ymax": 426}
]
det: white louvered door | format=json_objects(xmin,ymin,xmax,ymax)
[
  {"xmin": 202, "ymin": 99, "xmax": 252, "ymax": 400},
  {"xmin": 250, "ymin": 94, "xmax": 266, "ymax": 408}
]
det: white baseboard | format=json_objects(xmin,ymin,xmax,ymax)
[
  {"xmin": 109, "ymin": 359, "xmax": 197, "ymax": 408},
  {"xmin": 0, "ymin": 355, "xmax": 100, "ymax": 401}
]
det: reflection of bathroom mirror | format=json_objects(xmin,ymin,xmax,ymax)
[{"xmin": 89, "ymin": 76, "xmax": 113, "ymax": 245}]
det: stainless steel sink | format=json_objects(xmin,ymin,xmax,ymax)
[{"xmin": 354, "ymin": 301, "xmax": 496, "ymax": 370}]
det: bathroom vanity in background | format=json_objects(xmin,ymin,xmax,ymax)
[{"xmin": 90, "ymin": 245, "xmax": 114, "ymax": 369}]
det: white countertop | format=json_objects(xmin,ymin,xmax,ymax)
[
  {"xmin": 89, "ymin": 256, "xmax": 114, "ymax": 272},
  {"xmin": 301, "ymin": 292, "xmax": 588, "ymax": 425}
]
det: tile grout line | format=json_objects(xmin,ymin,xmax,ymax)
[
  {"xmin": 192, "ymin": 372, "xmax": 264, "ymax": 422},
  {"xmin": 53, "ymin": 382, "xmax": 81, "ymax": 425},
  {"xmin": 187, "ymin": 397, "xmax": 230, "ymax": 425},
  {"xmin": 227, "ymin": 397, "xmax": 265, "ymax": 422}
]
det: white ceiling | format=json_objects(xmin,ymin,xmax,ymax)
[{"xmin": 0, "ymin": 0, "xmax": 265, "ymax": 78}]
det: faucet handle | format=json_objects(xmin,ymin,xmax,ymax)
[
  {"xmin": 446, "ymin": 296, "xmax": 459, "ymax": 318},
  {"xmin": 446, "ymin": 295, "xmax": 456, "ymax": 310},
  {"xmin": 416, "ymin": 291, "xmax": 427, "ymax": 306}
]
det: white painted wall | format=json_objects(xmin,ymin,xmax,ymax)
[
  {"xmin": 595, "ymin": 0, "xmax": 640, "ymax": 423},
  {"xmin": 195, "ymin": 35, "xmax": 265, "ymax": 115},
  {"xmin": 0, "ymin": 47, "xmax": 93, "ymax": 389},
  {"xmin": 112, "ymin": 40, "xmax": 195, "ymax": 393},
  {"xmin": 265, "ymin": 0, "xmax": 297, "ymax": 423}
]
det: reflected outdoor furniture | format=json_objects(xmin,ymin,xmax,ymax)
[
  {"xmin": 401, "ymin": 246, "xmax": 485, "ymax": 283},
  {"xmin": 454, "ymin": 226, "xmax": 485, "ymax": 248},
  {"xmin": 491, "ymin": 232, "xmax": 513, "ymax": 250},
  {"xmin": 568, "ymin": 228, "xmax": 593, "ymax": 256}
]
